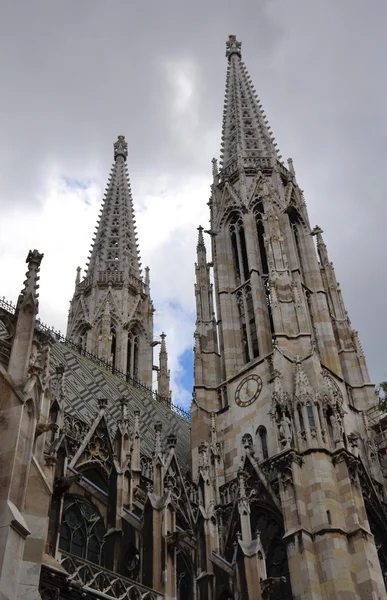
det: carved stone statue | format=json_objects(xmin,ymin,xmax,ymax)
[
  {"xmin": 329, "ymin": 412, "xmax": 343, "ymax": 444},
  {"xmin": 279, "ymin": 415, "xmax": 292, "ymax": 448}
]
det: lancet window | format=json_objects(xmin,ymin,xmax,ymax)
[
  {"xmin": 288, "ymin": 208, "xmax": 305, "ymax": 278},
  {"xmin": 297, "ymin": 404, "xmax": 305, "ymax": 434},
  {"xmin": 59, "ymin": 499, "xmax": 106, "ymax": 566},
  {"xmin": 253, "ymin": 201, "xmax": 269, "ymax": 275},
  {"xmin": 110, "ymin": 325, "xmax": 116, "ymax": 370},
  {"xmin": 229, "ymin": 213, "xmax": 249, "ymax": 286},
  {"xmin": 127, "ymin": 326, "xmax": 139, "ymax": 380},
  {"xmin": 306, "ymin": 401, "xmax": 316, "ymax": 428},
  {"xmin": 256, "ymin": 426, "xmax": 268, "ymax": 460},
  {"xmin": 235, "ymin": 283, "xmax": 259, "ymax": 363}
]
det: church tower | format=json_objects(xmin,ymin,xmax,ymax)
[
  {"xmin": 191, "ymin": 36, "xmax": 386, "ymax": 599},
  {"xmin": 67, "ymin": 135, "xmax": 154, "ymax": 386}
]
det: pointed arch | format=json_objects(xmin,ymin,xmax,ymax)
[
  {"xmin": 251, "ymin": 199, "xmax": 269, "ymax": 276},
  {"xmin": 127, "ymin": 324, "xmax": 140, "ymax": 380},
  {"xmin": 227, "ymin": 211, "xmax": 249, "ymax": 285},
  {"xmin": 256, "ymin": 426, "xmax": 268, "ymax": 461},
  {"xmin": 59, "ymin": 497, "xmax": 106, "ymax": 565},
  {"xmin": 177, "ymin": 549, "xmax": 194, "ymax": 600},
  {"xmin": 287, "ymin": 206, "xmax": 308, "ymax": 277}
]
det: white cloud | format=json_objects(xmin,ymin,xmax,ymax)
[{"xmin": 0, "ymin": 160, "xmax": 211, "ymax": 409}]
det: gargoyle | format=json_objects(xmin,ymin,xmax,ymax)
[
  {"xmin": 35, "ymin": 421, "xmax": 59, "ymax": 439},
  {"xmin": 54, "ymin": 474, "xmax": 81, "ymax": 496},
  {"xmin": 166, "ymin": 529, "xmax": 193, "ymax": 548}
]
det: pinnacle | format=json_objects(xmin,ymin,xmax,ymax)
[
  {"xmin": 17, "ymin": 249, "xmax": 44, "ymax": 312},
  {"xmin": 197, "ymin": 225, "xmax": 205, "ymax": 249},
  {"xmin": 160, "ymin": 332, "xmax": 167, "ymax": 353}
]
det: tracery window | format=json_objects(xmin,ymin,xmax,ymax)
[
  {"xmin": 257, "ymin": 426, "xmax": 268, "ymax": 460},
  {"xmin": 288, "ymin": 208, "xmax": 304, "ymax": 278},
  {"xmin": 235, "ymin": 283, "xmax": 259, "ymax": 363},
  {"xmin": 59, "ymin": 499, "xmax": 106, "ymax": 565},
  {"xmin": 127, "ymin": 327, "xmax": 139, "ymax": 380},
  {"xmin": 306, "ymin": 401, "xmax": 316, "ymax": 428},
  {"xmin": 229, "ymin": 214, "xmax": 249, "ymax": 286},
  {"xmin": 297, "ymin": 403, "xmax": 305, "ymax": 433},
  {"xmin": 253, "ymin": 202, "xmax": 269, "ymax": 275}
]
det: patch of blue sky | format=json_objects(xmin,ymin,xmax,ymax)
[
  {"xmin": 178, "ymin": 348, "xmax": 194, "ymax": 395},
  {"xmin": 62, "ymin": 176, "xmax": 91, "ymax": 191}
]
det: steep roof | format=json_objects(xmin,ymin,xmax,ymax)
[{"xmin": 52, "ymin": 341, "xmax": 191, "ymax": 470}]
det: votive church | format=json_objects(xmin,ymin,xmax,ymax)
[{"xmin": 1, "ymin": 36, "xmax": 387, "ymax": 600}]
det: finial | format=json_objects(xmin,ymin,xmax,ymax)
[
  {"xmin": 226, "ymin": 35, "xmax": 242, "ymax": 60},
  {"xmin": 311, "ymin": 225, "xmax": 324, "ymax": 238},
  {"xmin": 17, "ymin": 249, "xmax": 44, "ymax": 313},
  {"xmin": 287, "ymin": 158, "xmax": 295, "ymax": 175},
  {"xmin": 114, "ymin": 134, "xmax": 128, "ymax": 161},
  {"xmin": 75, "ymin": 266, "xmax": 81, "ymax": 285}
]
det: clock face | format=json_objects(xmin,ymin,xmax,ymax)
[{"xmin": 235, "ymin": 374, "xmax": 263, "ymax": 407}]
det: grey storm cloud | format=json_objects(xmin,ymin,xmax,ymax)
[{"xmin": 0, "ymin": 0, "xmax": 386, "ymax": 385}]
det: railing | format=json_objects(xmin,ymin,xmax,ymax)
[
  {"xmin": 60, "ymin": 552, "xmax": 163, "ymax": 600},
  {"xmin": 0, "ymin": 296, "xmax": 16, "ymax": 314},
  {"xmin": 0, "ymin": 296, "xmax": 190, "ymax": 421},
  {"xmin": 218, "ymin": 155, "xmax": 274, "ymax": 183}
]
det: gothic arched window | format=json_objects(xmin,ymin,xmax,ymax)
[
  {"xmin": 297, "ymin": 404, "xmax": 305, "ymax": 433},
  {"xmin": 288, "ymin": 208, "xmax": 305, "ymax": 278},
  {"xmin": 306, "ymin": 401, "xmax": 316, "ymax": 428},
  {"xmin": 257, "ymin": 426, "xmax": 268, "ymax": 460},
  {"xmin": 127, "ymin": 326, "xmax": 139, "ymax": 380},
  {"xmin": 253, "ymin": 202, "xmax": 269, "ymax": 275},
  {"xmin": 235, "ymin": 284, "xmax": 259, "ymax": 363},
  {"xmin": 59, "ymin": 499, "xmax": 106, "ymax": 565},
  {"xmin": 110, "ymin": 325, "xmax": 117, "ymax": 371},
  {"xmin": 229, "ymin": 213, "xmax": 249, "ymax": 286}
]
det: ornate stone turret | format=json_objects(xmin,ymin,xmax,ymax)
[
  {"xmin": 66, "ymin": 135, "xmax": 154, "ymax": 385},
  {"xmin": 8, "ymin": 249, "xmax": 44, "ymax": 383}
]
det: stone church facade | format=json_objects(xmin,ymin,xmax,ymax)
[{"xmin": 1, "ymin": 35, "xmax": 387, "ymax": 600}]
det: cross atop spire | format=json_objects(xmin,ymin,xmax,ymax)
[{"xmin": 220, "ymin": 36, "xmax": 281, "ymax": 168}]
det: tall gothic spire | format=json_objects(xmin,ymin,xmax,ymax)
[
  {"xmin": 86, "ymin": 135, "xmax": 141, "ymax": 280},
  {"xmin": 66, "ymin": 135, "xmax": 154, "ymax": 385},
  {"xmin": 221, "ymin": 35, "xmax": 281, "ymax": 168}
]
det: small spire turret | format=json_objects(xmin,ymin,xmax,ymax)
[
  {"xmin": 66, "ymin": 135, "xmax": 156, "ymax": 385},
  {"xmin": 8, "ymin": 250, "xmax": 44, "ymax": 382},
  {"xmin": 157, "ymin": 332, "xmax": 171, "ymax": 402}
]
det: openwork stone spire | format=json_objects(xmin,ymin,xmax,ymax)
[
  {"xmin": 220, "ymin": 35, "xmax": 281, "ymax": 168},
  {"xmin": 66, "ymin": 135, "xmax": 155, "ymax": 386},
  {"xmin": 86, "ymin": 135, "xmax": 141, "ymax": 280}
]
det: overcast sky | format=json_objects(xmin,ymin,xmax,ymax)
[{"xmin": 0, "ymin": 0, "xmax": 386, "ymax": 407}]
